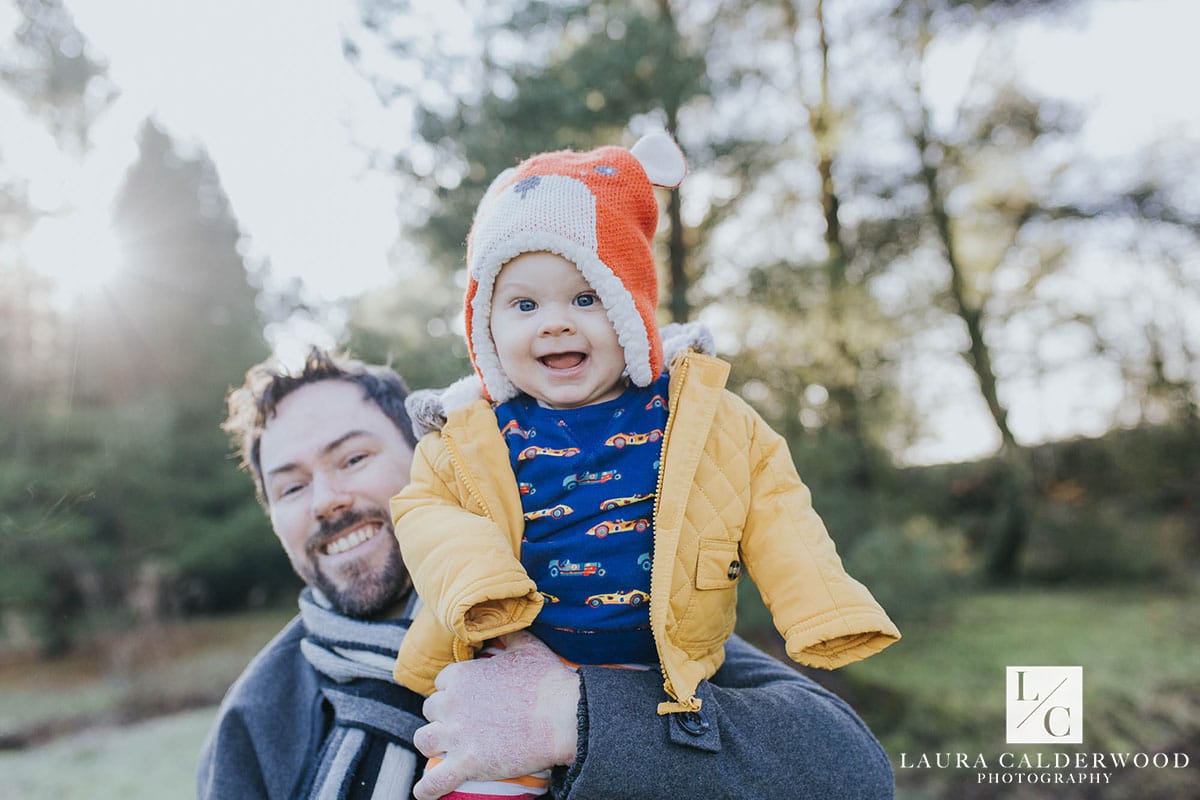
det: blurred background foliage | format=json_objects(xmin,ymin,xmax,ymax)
[
  {"xmin": 1, "ymin": 0, "xmax": 1196, "ymax": 652},
  {"xmin": 1, "ymin": 0, "xmax": 1199, "ymax": 792}
]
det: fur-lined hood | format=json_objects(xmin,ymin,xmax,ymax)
[{"xmin": 405, "ymin": 321, "xmax": 716, "ymax": 439}]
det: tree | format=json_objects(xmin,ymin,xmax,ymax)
[
  {"xmin": 348, "ymin": 0, "xmax": 913, "ymax": 533},
  {"xmin": 0, "ymin": 183, "xmax": 62, "ymax": 430},
  {"xmin": 344, "ymin": 0, "xmax": 1200, "ymax": 584},
  {"xmin": 348, "ymin": 0, "xmax": 711, "ymax": 335},
  {"xmin": 876, "ymin": 0, "xmax": 1200, "ymax": 578},
  {"xmin": 728, "ymin": 0, "xmax": 908, "ymax": 499},
  {"xmin": 75, "ymin": 122, "xmax": 267, "ymax": 408},
  {"xmin": 0, "ymin": 0, "xmax": 112, "ymax": 415},
  {"xmin": 0, "ymin": 0, "xmax": 116, "ymax": 651},
  {"xmin": 0, "ymin": 0, "xmax": 116, "ymax": 153},
  {"xmin": 73, "ymin": 121, "xmax": 281, "ymax": 612},
  {"xmin": 1, "ymin": 122, "xmax": 286, "ymax": 652}
]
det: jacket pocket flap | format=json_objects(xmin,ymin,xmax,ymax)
[{"xmin": 695, "ymin": 538, "xmax": 741, "ymax": 590}]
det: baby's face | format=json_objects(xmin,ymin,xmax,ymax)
[{"xmin": 490, "ymin": 251, "xmax": 626, "ymax": 409}]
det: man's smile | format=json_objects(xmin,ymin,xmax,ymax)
[{"xmin": 313, "ymin": 519, "xmax": 386, "ymax": 557}]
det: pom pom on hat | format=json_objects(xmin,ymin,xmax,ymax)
[
  {"xmin": 464, "ymin": 132, "xmax": 688, "ymax": 403},
  {"xmin": 631, "ymin": 132, "xmax": 688, "ymax": 188}
]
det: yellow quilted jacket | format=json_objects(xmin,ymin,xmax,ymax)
[{"xmin": 390, "ymin": 348, "xmax": 900, "ymax": 713}]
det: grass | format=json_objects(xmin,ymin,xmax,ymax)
[
  {"xmin": 837, "ymin": 584, "xmax": 1200, "ymax": 798},
  {"xmin": 2, "ymin": 587, "xmax": 1198, "ymax": 797},
  {"xmin": 0, "ymin": 708, "xmax": 216, "ymax": 800},
  {"xmin": 0, "ymin": 606, "xmax": 295, "ymax": 744}
]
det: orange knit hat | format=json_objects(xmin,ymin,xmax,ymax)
[{"xmin": 464, "ymin": 132, "xmax": 688, "ymax": 403}]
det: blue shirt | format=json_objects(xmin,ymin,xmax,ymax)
[{"xmin": 495, "ymin": 375, "xmax": 669, "ymax": 664}]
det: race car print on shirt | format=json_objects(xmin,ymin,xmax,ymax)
[
  {"xmin": 604, "ymin": 429, "xmax": 662, "ymax": 449},
  {"xmin": 524, "ymin": 504, "xmax": 574, "ymax": 521},
  {"xmin": 548, "ymin": 559, "xmax": 606, "ymax": 577},
  {"xmin": 585, "ymin": 518, "xmax": 650, "ymax": 539},
  {"xmin": 562, "ymin": 469, "xmax": 620, "ymax": 490},
  {"xmin": 500, "ymin": 419, "xmax": 537, "ymax": 439},
  {"xmin": 599, "ymin": 492, "xmax": 655, "ymax": 511},
  {"xmin": 585, "ymin": 589, "xmax": 650, "ymax": 607},
  {"xmin": 518, "ymin": 445, "xmax": 581, "ymax": 461}
]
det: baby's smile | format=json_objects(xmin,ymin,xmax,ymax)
[{"xmin": 540, "ymin": 352, "xmax": 587, "ymax": 370}]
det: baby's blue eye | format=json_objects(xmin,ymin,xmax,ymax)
[
  {"xmin": 517, "ymin": 299, "xmax": 537, "ymax": 312},
  {"xmin": 575, "ymin": 293, "xmax": 598, "ymax": 308}
]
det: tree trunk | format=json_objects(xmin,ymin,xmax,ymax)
[
  {"xmin": 665, "ymin": 113, "xmax": 690, "ymax": 323},
  {"xmin": 914, "ymin": 122, "xmax": 1031, "ymax": 581},
  {"xmin": 804, "ymin": 0, "xmax": 875, "ymax": 491},
  {"xmin": 656, "ymin": 1, "xmax": 690, "ymax": 323}
]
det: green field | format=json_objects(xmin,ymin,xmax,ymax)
[
  {"xmin": 0, "ymin": 708, "xmax": 216, "ymax": 800},
  {"xmin": 0, "ymin": 607, "xmax": 294, "ymax": 745},
  {"xmin": 1, "ymin": 588, "xmax": 1197, "ymax": 797},
  {"xmin": 0, "ymin": 608, "xmax": 294, "ymax": 799},
  {"xmin": 842, "ymin": 585, "xmax": 1200, "ymax": 798}
]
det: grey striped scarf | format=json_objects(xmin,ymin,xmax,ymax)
[{"xmin": 299, "ymin": 588, "xmax": 427, "ymax": 800}]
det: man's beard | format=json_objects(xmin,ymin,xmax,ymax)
[{"xmin": 303, "ymin": 507, "xmax": 411, "ymax": 618}]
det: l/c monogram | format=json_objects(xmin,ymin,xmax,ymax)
[{"xmin": 1006, "ymin": 666, "xmax": 1082, "ymax": 744}]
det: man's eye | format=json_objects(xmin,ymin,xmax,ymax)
[
  {"xmin": 575, "ymin": 293, "xmax": 598, "ymax": 308},
  {"xmin": 279, "ymin": 482, "xmax": 305, "ymax": 498},
  {"xmin": 517, "ymin": 299, "xmax": 537, "ymax": 312},
  {"xmin": 344, "ymin": 453, "xmax": 368, "ymax": 468}
]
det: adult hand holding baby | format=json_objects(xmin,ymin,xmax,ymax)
[{"xmin": 412, "ymin": 631, "xmax": 580, "ymax": 800}]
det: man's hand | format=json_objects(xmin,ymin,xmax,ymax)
[{"xmin": 412, "ymin": 631, "xmax": 580, "ymax": 800}]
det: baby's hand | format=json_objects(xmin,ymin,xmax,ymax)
[{"xmin": 412, "ymin": 631, "xmax": 579, "ymax": 800}]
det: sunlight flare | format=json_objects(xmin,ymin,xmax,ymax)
[{"xmin": 24, "ymin": 208, "xmax": 126, "ymax": 303}]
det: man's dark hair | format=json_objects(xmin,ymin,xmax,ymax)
[{"xmin": 224, "ymin": 347, "xmax": 418, "ymax": 504}]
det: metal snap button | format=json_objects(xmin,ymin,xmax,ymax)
[
  {"xmin": 727, "ymin": 559, "xmax": 742, "ymax": 580},
  {"xmin": 677, "ymin": 710, "xmax": 711, "ymax": 736}
]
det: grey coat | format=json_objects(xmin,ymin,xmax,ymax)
[{"xmin": 197, "ymin": 617, "xmax": 894, "ymax": 799}]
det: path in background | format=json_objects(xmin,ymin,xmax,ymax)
[
  {"xmin": 0, "ymin": 707, "xmax": 216, "ymax": 800},
  {"xmin": 0, "ymin": 607, "xmax": 294, "ymax": 750}
]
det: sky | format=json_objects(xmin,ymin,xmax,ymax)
[
  {"xmin": 3, "ymin": 0, "xmax": 409, "ymax": 308},
  {"xmin": 2, "ymin": 0, "xmax": 1198, "ymax": 463},
  {"xmin": 925, "ymin": 0, "xmax": 1199, "ymax": 157}
]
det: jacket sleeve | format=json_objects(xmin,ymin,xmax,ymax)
[
  {"xmin": 390, "ymin": 432, "xmax": 542, "ymax": 647},
  {"xmin": 554, "ymin": 635, "xmax": 894, "ymax": 800},
  {"xmin": 738, "ymin": 400, "xmax": 900, "ymax": 668}
]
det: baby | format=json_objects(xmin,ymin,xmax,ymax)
[{"xmin": 391, "ymin": 132, "xmax": 900, "ymax": 798}]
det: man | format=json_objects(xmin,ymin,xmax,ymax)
[{"xmin": 198, "ymin": 348, "xmax": 895, "ymax": 799}]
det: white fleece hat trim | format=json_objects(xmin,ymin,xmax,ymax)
[{"xmin": 468, "ymin": 231, "xmax": 651, "ymax": 404}]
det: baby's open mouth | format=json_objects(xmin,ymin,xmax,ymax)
[{"xmin": 540, "ymin": 352, "xmax": 586, "ymax": 369}]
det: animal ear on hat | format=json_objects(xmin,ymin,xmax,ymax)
[{"xmin": 630, "ymin": 132, "xmax": 688, "ymax": 189}]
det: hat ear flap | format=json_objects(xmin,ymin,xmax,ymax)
[{"xmin": 630, "ymin": 132, "xmax": 688, "ymax": 188}]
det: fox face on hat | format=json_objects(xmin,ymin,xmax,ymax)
[{"xmin": 464, "ymin": 132, "xmax": 688, "ymax": 404}]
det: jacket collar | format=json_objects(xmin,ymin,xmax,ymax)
[{"xmin": 406, "ymin": 321, "xmax": 717, "ymax": 439}]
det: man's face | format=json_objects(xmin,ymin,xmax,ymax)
[{"xmin": 258, "ymin": 380, "xmax": 414, "ymax": 617}]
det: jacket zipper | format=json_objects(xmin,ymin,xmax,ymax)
[
  {"xmin": 649, "ymin": 356, "xmax": 689, "ymax": 703},
  {"xmin": 442, "ymin": 428, "xmax": 495, "ymax": 662}
]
